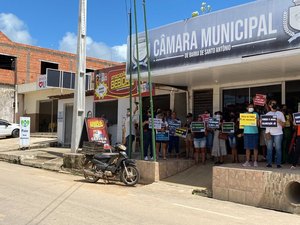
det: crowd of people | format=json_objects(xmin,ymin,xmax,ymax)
[{"xmin": 122, "ymin": 100, "xmax": 300, "ymax": 169}]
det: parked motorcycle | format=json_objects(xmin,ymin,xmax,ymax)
[{"xmin": 82, "ymin": 143, "xmax": 140, "ymax": 186}]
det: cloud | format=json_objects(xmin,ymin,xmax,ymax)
[
  {"xmin": 0, "ymin": 13, "xmax": 35, "ymax": 45},
  {"xmin": 59, "ymin": 32, "xmax": 127, "ymax": 62}
]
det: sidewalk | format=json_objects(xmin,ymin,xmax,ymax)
[{"xmin": 0, "ymin": 136, "xmax": 70, "ymax": 172}]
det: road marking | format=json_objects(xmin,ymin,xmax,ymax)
[{"xmin": 173, "ymin": 203, "xmax": 245, "ymax": 220}]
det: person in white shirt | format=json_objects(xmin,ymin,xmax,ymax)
[
  {"xmin": 124, "ymin": 104, "xmax": 139, "ymax": 155},
  {"xmin": 265, "ymin": 100, "xmax": 286, "ymax": 168}
]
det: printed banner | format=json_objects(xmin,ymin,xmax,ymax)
[
  {"xmin": 127, "ymin": 0, "xmax": 300, "ymax": 76},
  {"xmin": 191, "ymin": 122, "xmax": 205, "ymax": 132},
  {"xmin": 85, "ymin": 118, "xmax": 110, "ymax": 145},
  {"xmin": 175, "ymin": 128, "xmax": 187, "ymax": 138},
  {"xmin": 95, "ymin": 67, "xmax": 154, "ymax": 100},
  {"xmin": 207, "ymin": 118, "xmax": 220, "ymax": 129},
  {"xmin": 156, "ymin": 131, "xmax": 169, "ymax": 141},
  {"xmin": 294, "ymin": 112, "xmax": 300, "ymax": 125},
  {"xmin": 19, "ymin": 117, "xmax": 30, "ymax": 148},
  {"xmin": 254, "ymin": 94, "xmax": 267, "ymax": 106},
  {"xmin": 260, "ymin": 115, "xmax": 278, "ymax": 128},
  {"xmin": 240, "ymin": 113, "xmax": 257, "ymax": 126},
  {"xmin": 222, "ymin": 122, "xmax": 235, "ymax": 133}
]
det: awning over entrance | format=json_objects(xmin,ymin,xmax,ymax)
[{"xmin": 148, "ymin": 48, "xmax": 300, "ymax": 87}]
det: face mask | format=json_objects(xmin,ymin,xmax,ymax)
[
  {"xmin": 271, "ymin": 104, "xmax": 277, "ymax": 110},
  {"xmin": 215, "ymin": 115, "xmax": 221, "ymax": 120},
  {"xmin": 248, "ymin": 108, "xmax": 254, "ymax": 113}
]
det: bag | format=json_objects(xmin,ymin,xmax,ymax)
[
  {"xmin": 265, "ymin": 132, "xmax": 271, "ymax": 140},
  {"xmin": 218, "ymin": 132, "xmax": 228, "ymax": 140}
]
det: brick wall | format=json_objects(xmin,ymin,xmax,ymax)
[{"xmin": 0, "ymin": 32, "xmax": 120, "ymax": 85}]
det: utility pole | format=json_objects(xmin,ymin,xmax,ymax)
[{"xmin": 71, "ymin": 0, "xmax": 87, "ymax": 153}]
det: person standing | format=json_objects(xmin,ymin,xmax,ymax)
[
  {"xmin": 192, "ymin": 115, "xmax": 207, "ymax": 164},
  {"xmin": 290, "ymin": 124, "xmax": 300, "ymax": 169},
  {"xmin": 155, "ymin": 113, "xmax": 168, "ymax": 160},
  {"xmin": 242, "ymin": 103, "xmax": 260, "ymax": 167},
  {"xmin": 168, "ymin": 111, "xmax": 181, "ymax": 158},
  {"xmin": 211, "ymin": 111, "xmax": 227, "ymax": 164},
  {"xmin": 265, "ymin": 100, "xmax": 286, "ymax": 168},
  {"xmin": 124, "ymin": 104, "xmax": 138, "ymax": 156},
  {"xmin": 184, "ymin": 113, "xmax": 193, "ymax": 159},
  {"xmin": 142, "ymin": 109, "xmax": 154, "ymax": 160}
]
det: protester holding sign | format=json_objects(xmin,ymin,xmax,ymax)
[
  {"xmin": 155, "ymin": 113, "xmax": 169, "ymax": 160},
  {"xmin": 167, "ymin": 111, "xmax": 181, "ymax": 158},
  {"xmin": 184, "ymin": 113, "xmax": 194, "ymax": 159},
  {"xmin": 192, "ymin": 115, "xmax": 207, "ymax": 164},
  {"xmin": 211, "ymin": 111, "xmax": 227, "ymax": 165},
  {"xmin": 290, "ymin": 124, "xmax": 300, "ymax": 169},
  {"xmin": 142, "ymin": 109, "xmax": 154, "ymax": 160},
  {"xmin": 124, "ymin": 104, "xmax": 139, "ymax": 156},
  {"xmin": 281, "ymin": 105, "xmax": 293, "ymax": 163},
  {"xmin": 265, "ymin": 100, "xmax": 285, "ymax": 168},
  {"xmin": 242, "ymin": 103, "xmax": 260, "ymax": 167}
]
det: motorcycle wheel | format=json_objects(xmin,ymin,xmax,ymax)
[
  {"xmin": 121, "ymin": 165, "xmax": 140, "ymax": 186},
  {"xmin": 83, "ymin": 162, "xmax": 100, "ymax": 183}
]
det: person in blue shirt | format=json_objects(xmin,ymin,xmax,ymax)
[
  {"xmin": 242, "ymin": 103, "xmax": 260, "ymax": 167},
  {"xmin": 167, "ymin": 111, "xmax": 181, "ymax": 158}
]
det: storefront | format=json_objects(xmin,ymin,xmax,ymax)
[{"xmin": 126, "ymin": 0, "xmax": 300, "ymax": 115}]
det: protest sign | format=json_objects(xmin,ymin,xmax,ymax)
[
  {"xmin": 201, "ymin": 114, "xmax": 210, "ymax": 122},
  {"xmin": 148, "ymin": 118, "xmax": 162, "ymax": 129},
  {"xmin": 260, "ymin": 115, "xmax": 277, "ymax": 128},
  {"xmin": 293, "ymin": 112, "xmax": 300, "ymax": 125},
  {"xmin": 175, "ymin": 128, "xmax": 187, "ymax": 138},
  {"xmin": 222, "ymin": 122, "xmax": 235, "ymax": 133},
  {"xmin": 191, "ymin": 122, "xmax": 205, "ymax": 132},
  {"xmin": 156, "ymin": 131, "xmax": 169, "ymax": 141},
  {"xmin": 254, "ymin": 94, "xmax": 266, "ymax": 106},
  {"xmin": 240, "ymin": 113, "xmax": 257, "ymax": 126},
  {"xmin": 207, "ymin": 118, "xmax": 220, "ymax": 129}
]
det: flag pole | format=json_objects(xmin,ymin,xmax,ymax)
[
  {"xmin": 128, "ymin": 7, "xmax": 133, "ymax": 159},
  {"xmin": 133, "ymin": 0, "xmax": 144, "ymax": 159},
  {"xmin": 142, "ymin": 0, "xmax": 156, "ymax": 161}
]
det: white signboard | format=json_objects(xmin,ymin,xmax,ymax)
[
  {"xmin": 37, "ymin": 75, "xmax": 47, "ymax": 89},
  {"xmin": 148, "ymin": 118, "xmax": 162, "ymax": 129},
  {"xmin": 20, "ymin": 117, "xmax": 30, "ymax": 148}
]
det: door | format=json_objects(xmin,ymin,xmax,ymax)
[{"xmin": 64, "ymin": 104, "xmax": 73, "ymax": 146}]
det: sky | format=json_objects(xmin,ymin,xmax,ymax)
[{"xmin": 0, "ymin": 0, "xmax": 255, "ymax": 62}]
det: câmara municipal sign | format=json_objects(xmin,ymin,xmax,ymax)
[{"xmin": 127, "ymin": 0, "xmax": 300, "ymax": 75}]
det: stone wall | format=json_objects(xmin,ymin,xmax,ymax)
[
  {"xmin": 0, "ymin": 85, "xmax": 14, "ymax": 122},
  {"xmin": 213, "ymin": 166, "xmax": 300, "ymax": 214}
]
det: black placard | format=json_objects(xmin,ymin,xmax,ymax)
[
  {"xmin": 261, "ymin": 115, "xmax": 277, "ymax": 128},
  {"xmin": 191, "ymin": 122, "xmax": 205, "ymax": 132},
  {"xmin": 293, "ymin": 112, "xmax": 300, "ymax": 125},
  {"xmin": 222, "ymin": 122, "xmax": 235, "ymax": 133}
]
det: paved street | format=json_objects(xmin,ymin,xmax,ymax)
[{"xmin": 0, "ymin": 162, "xmax": 300, "ymax": 225}]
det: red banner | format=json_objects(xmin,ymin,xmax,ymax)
[
  {"xmin": 94, "ymin": 67, "xmax": 154, "ymax": 100},
  {"xmin": 254, "ymin": 94, "xmax": 267, "ymax": 106},
  {"xmin": 85, "ymin": 118, "xmax": 110, "ymax": 146}
]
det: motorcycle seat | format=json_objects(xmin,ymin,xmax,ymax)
[{"xmin": 94, "ymin": 153, "xmax": 119, "ymax": 160}]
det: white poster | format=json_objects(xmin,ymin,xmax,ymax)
[
  {"xmin": 148, "ymin": 118, "xmax": 162, "ymax": 129},
  {"xmin": 20, "ymin": 117, "xmax": 30, "ymax": 148}
]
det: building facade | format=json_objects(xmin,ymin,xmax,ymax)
[
  {"xmin": 127, "ymin": 0, "xmax": 300, "ymax": 116},
  {"xmin": 0, "ymin": 31, "xmax": 119, "ymax": 131}
]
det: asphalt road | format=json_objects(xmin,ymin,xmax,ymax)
[{"xmin": 0, "ymin": 161, "xmax": 300, "ymax": 225}]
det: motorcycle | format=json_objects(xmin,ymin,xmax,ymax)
[{"xmin": 82, "ymin": 143, "xmax": 140, "ymax": 186}]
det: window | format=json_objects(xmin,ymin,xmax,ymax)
[
  {"xmin": 0, "ymin": 55, "xmax": 16, "ymax": 70},
  {"xmin": 40, "ymin": 61, "xmax": 58, "ymax": 75},
  {"xmin": 286, "ymin": 80, "xmax": 300, "ymax": 112}
]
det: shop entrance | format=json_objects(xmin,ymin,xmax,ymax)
[
  {"xmin": 38, "ymin": 99, "xmax": 58, "ymax": 132},
  {"xmin": 193, "ymin": 89, "xmax": 213, "ymax": 116},
  {"xmin": 222, "ymin": 84, "xmax": 282, "ymax": 116},
  {"xmin": 64, "ymin": 104, "xmax": 73, "ymax": 146},
  {"xmin": 142, "ymin": 94, "xmax": 170, "ymax": 114}
]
